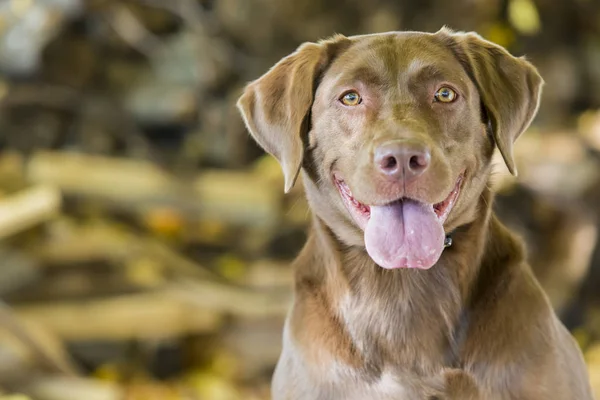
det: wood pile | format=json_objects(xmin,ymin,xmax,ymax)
[{"xmin": 0, "ymin": 0, "xmax": 598, "ymax": 398}]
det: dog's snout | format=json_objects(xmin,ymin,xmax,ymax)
[{"xmin": 374, "ymin": 140, "xmax": 431, "ymax": 180}]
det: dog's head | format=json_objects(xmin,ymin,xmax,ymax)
[{"xmin": 237, "ymin": 28, "xmax": 543, "ymax": 270}]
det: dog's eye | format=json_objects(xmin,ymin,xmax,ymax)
[
  {"xmin": 434, "ymin": 87, "xmax": 457, "ymax": 103},
  {"xmin": 340, "ymin": 91, "xmax": 362, "ymax": 106}
]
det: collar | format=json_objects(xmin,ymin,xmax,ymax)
[{"xmin": 444, "ymin": 231, "xmax": 454, "ymax": 248}]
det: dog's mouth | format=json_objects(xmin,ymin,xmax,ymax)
[
  {"xmin": 334, "ymin": 174, "xmax": 464, "ymax": 226},
  {"xmin": 334, "ymin": 174, "xmax": 464, "ymax": 270}
]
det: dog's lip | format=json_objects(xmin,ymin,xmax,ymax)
[{"xmin": 334, "ymin": 173, "xmax": 465, "ymax": 224}]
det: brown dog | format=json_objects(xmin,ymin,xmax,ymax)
[{"xmin": 237, "ymin": 28, "xmax": 594, "ymax": 400}]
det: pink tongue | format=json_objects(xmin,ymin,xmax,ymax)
[{"xmin": 365, "ymin": 200, "xmax": 445, "ymax": 269}]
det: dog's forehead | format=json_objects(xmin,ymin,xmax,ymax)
[{"xmin": 324, "ymin": 32, "xmax": 463, "ymax": 87}]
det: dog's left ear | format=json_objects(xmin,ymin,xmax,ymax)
[
  {"xmin": 438, "ymin": 28, "xmax": 544, "ymax": 176},
  {"xmin": 237, "ymin": 35, "xmax": 351, "ymax": 192}
]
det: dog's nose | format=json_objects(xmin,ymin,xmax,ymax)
[{"xmin": 374, "ymin": 140, "xmax": 430, "ymax": 180}]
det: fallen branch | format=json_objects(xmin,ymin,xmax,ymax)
[
  {"xmin": 0, "ymin": 185, "xmax": 61, "ymax": 240},
  {"xmin": 170, "ymin": 279, "xmax": 292, "ymax": 319},
  {"xmin": 0, "ymin": 302, "xmax": 78, "ymax": 377},
  {"xmin": 22, "ymin": 376, "xmax": 122, "ymax": 400},
  {"xmin": 12, "ymin": 280, "xmax": 290, "ymax": 341},
  {"xmin": 26, "ymin": 151, "xmax": 281, "ymax": 228},
  {"xmin": 15, "ymin": 290, "xmax": 222, "ymax": 341}
]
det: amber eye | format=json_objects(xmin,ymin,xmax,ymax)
[
  {"xmin": 340, "ymin": 91, "xmax": 362, "ymax": 106},
  {"xmin": 434, "ymin": 87, "xmax": 457, "ymax": 103}
]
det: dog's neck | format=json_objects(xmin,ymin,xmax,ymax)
[{"xmin": 297, "ymin": 188, "xmax": 510, "ymax": 375}]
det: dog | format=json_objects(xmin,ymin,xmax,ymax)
[{"xmin": 237, "ymin": 28, "xmax": 594, "ymax": 400}]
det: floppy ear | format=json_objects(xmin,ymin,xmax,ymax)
[
  {"xmin": 237, "ymin": 35, "xmax": 350, "ymax": 192},
  {"xmin": 439, "ymin": 29, "xmax": 544, "ymax": 176}
]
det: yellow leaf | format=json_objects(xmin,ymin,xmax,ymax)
[
  {"xmin": 578, "ymin": 110, "xmax": 600, "ymax": 152},
  {"xmin": 482, "ymin": 22, "xmax": 515, "ymax": 49},
  {"xmin": 93, "ymin": 363, "xmax": 122, "ymax": 382},
  {"xmin": 210, "ymin": 351, "xmax": 240, "ymax": 380},
  {"xmin": 585, "ymin": 342, "xmax": 600, "ymax": 364},
  {"xmin": 143, "ymin": 207, "xmax": 184, "ymax": 237},
  {"xmin": 125, "ymin": 382, "xmax": 183, "ymax": 400},
  {"xmin": 195, "ymin": 219, "xmax": 228, "ymax": 244},
  {"xmin": 126, "ymin": 257, "xmax": 165, "ymax": 288},
  {"xmin": 572, "ymin": 327, "xmax": 591, "ymax": 350},
  {"xmin": 589, "ymin": 362, "xmax": 600, "ymax": 398},
  {"xmin": 215, "ymin": 254, "xmax": 246, "ymax": 281},
  {"xmin": 253, "ymin": 154, "xmax": 284, "ymax": 187},
  {"xmin": 508, "ymin": 0, "xmax": 541, "ymax": 35},
  {"xmin": 185, "ymin": 372, "xmax": 240, "ymax": 400}
]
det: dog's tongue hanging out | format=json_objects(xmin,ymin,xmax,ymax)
[{"xmin": 365, "ymin": 200, "xmax": 445, "ymax": 269}]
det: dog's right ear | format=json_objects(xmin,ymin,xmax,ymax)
[
  {"xmin": 437, "ymin": 28, "xmax": 544, "ymax": 176},
  {"xmin": 237, "ymin": 35, "xmax": 351, "ymax": 193}
]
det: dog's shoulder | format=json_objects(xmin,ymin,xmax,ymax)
[{"xmin": 458, "ymin": 215, "xmax": 585, "ymax": 398}]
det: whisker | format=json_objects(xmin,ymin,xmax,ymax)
[{"xmin": 479, "ymin": 192, "xmax": 490, "ymax": 209}]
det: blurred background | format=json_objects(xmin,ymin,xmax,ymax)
[{"xmin": 0, "ymin": 0, "xmax": 599, "ymax": 399}]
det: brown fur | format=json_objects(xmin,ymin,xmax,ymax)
[{"xmin": 238, "ymin": 28, "xmax": 593, "ymax": 399}]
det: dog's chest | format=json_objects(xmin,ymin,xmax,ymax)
[
  {"xmin": 339, "ymin": 375, "xmax": 409, "ymax": 400},
  {"xmin": 355, "ymin": 371, "xmax": 411, "ymax": 399},
  {"xmin": 280, "ymin": 365, "xmax": 412, "ymax": 400},
  {"xmin": 339, "ymin": 292, "xmax": 453, "ymax": 366},
  {"xmin": 274, "ymin": 322, "xmax": 433, "ymax": 400}
]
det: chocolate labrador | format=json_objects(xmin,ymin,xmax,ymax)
[{"xmin": 237, "ymin": 28, "xmax": 594, "ymax": 400}]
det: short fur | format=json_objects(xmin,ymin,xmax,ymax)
[{"xmin": 237, "ymin": 28, "xmax": 593, "ymax": 400}]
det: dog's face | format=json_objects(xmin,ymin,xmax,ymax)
[{"xmin": 238, "ymin": 29, "xmax": 543, "ymax": 270}]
